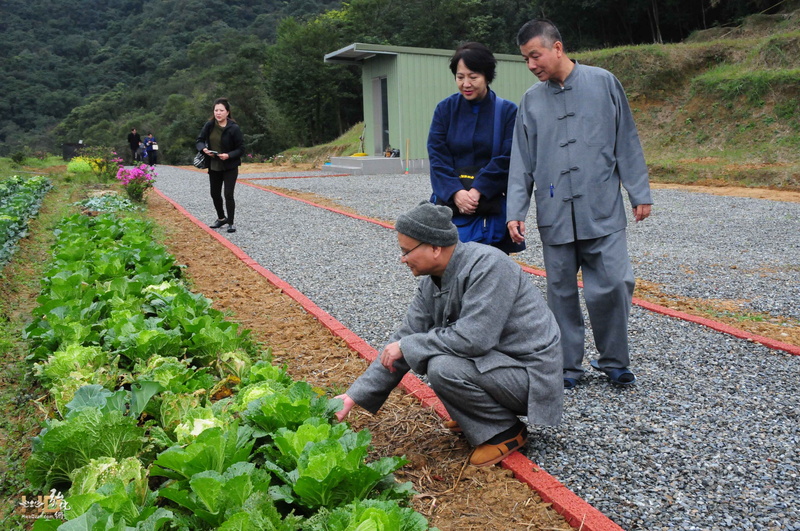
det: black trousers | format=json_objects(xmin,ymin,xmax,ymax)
[{"xmin": 209, "ymin": 168, "xmax": 238, "ymax": 224}]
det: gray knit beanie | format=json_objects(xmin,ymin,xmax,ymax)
[{"xmin": 395, "ymin": 201, "xmax": 459, "ymax": 246}]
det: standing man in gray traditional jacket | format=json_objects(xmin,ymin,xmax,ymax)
[
  {"xmin": 336, "ymin": 201, "xmax": 563, "ymax": 467},
  {"xmin": 506, "ymin": 19, "xmax": 653, "ymax": 389}
]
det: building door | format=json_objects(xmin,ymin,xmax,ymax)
[{"xmin": 372, "ymin": 77, "xmax": 390, "ymax": 155}]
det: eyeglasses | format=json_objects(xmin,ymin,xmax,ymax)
[{"xmin": 400, "ymin": 242, "xmax": 426, "ymax": 259}]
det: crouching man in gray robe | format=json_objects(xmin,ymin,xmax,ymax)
[{"xmin": 336, "ymin": 201, "xmax": 563, "ymax": 467}]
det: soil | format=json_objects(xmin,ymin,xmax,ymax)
[
  {"xmin": 650, "ymin": 181, "xmax": 800, "ymax": 203},
  {"xmin": 144, "ymin": 163, "xmax": 799, "ymax": 530}
]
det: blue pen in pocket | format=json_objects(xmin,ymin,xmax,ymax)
[{"xmin": 549, "ymin": 183, "xmax": 554, "ymax": 198}]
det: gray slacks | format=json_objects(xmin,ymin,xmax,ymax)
[
  {"xmin": 541, "ymin": 229, "xmax": 635, "ymax": 379},
  {"xmin": 427, "ymin": 355, "xmax": 528, "ymax": 446}
]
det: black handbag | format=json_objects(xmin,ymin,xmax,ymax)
[{"xmin": 193, "ymin": 151, "xmax": 207, "ymax": 169}]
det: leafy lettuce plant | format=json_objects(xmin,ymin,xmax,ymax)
[
  {"xmin": 141, "ymin": 281, "xmax": 212, "ymax": 316},
  {"xmin": 233, "ymin": 380, "xmax": 286, "ymax": 412},
  {"xmin": 132, "ymin": 355, "xmax": 214, "ymax": 394},
  {"xmin": 173, "ymin": 407, "xmax": 229, "ymax": 445},
  {"xmin": 262, "ymin": 420, "xmax": 412, "ymax": 511},
  {"xmin": 301, "ymin": 499, "xmax": 437, "ymax": 531},
  {"xmin": 245, "ymin": 359, "xmax": 295, "ymax": 387},
  {"xmin": 102, "ymin": 312, "xmax": 185, "ymax": 363},
  {"xmin": 149, "ymin": 391, "xmax": 204, "ymax": 438},
  {"xmin": 158, "ymin": 461, "xmax": 300, "ymax": 529},
  {"xmin": 60, "ymin": 456, "xmax": 171, "ymax": 528},
  {"xmin": 33, "ymin": 345, "xmax": 110, "ymax": 388},
  {"xmin": 241, "ymin": 381, "xmax": 340, "ymax": 437},
  {"xmin": 214, "ymin": 350, "xmax": 253, "ymax": 381},
  {"xmin": 26, "ymin": 407, "xmax": 147, "ymax": 491},
  {"xmin": 25, "ymin": 384, "xmax": 162, "ymax": 491},
  {"xmin": 150, "ymin": 424, "xmax": 255, "ymax": 482},
  {"xmin": 32, "ymin": 504, "xmax": 174, "ymax": 531},
  {"xmin": 23, "ymin": 254, "xmax": 112, "ymax": 357},
  {"xmin": 261, "ymin": 418, "xmax": 347, "ymax": 470},
  {"xmin": 183, "ymin": 316, "xmax": 254, "ymax": 365},
  {"xmin": 68, "ymin": 456, "xmax": 147, "ymax": 499},
  {"xmin": 33, "ymin": 345, "xmax": 122, "ymax": 415}
]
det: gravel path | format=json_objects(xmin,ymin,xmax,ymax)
[{"xmin": 154, "ymin": 167, "xmax": 800, "ymax": 531}]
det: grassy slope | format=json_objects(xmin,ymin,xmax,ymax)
[
  {"xmin": 280, "ymin": 122, "xmax": 366, "ymax": 165},
  {"xmin": 576, "ymin": 11, "xmax": 800, "ymax": 189}
]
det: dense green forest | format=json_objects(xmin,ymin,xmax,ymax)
[{"xmin": 0, "ymin": 0, "xmax": 783, "ymax": 163}]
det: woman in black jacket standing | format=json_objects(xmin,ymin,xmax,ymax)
[{"xmin": 196, "ymin": 97, "xmax": 245, "ymax": 233}]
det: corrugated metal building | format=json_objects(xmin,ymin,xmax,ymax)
[{"xmin": 324, "ymin": 43, "xmax": 536, "ymax": 173}]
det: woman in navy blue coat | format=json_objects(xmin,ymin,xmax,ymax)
[
  {"xmin": 428, "ymin": 42, "xmax": 523, "ymax": 254},
  {"xmin": 143, "ymin": 132, "xmax": 158, "ymax": 166}
]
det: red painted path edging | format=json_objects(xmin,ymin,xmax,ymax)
[{"xmin": 153, "ymin": 186, "xmax": 623, "ymax": 531}]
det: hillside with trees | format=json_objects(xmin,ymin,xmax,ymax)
[
  {"xmin": 578, "ymin": 12, "xmax": 800, "ymax": 189},
  {"xmin": 0, "ymin": 0, "xmax": 790, "ymax": 165},
  {"xmin": 0, "ymin": 0, "xmax": 345, "ymax": 160}
]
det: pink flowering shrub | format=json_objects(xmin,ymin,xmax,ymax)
[{"xmin": 116, "ymin": 164, "xmax": 156, "ymax": 202}]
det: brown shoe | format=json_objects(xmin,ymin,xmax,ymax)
[
  {"xmin": 469, "ymin": 427, "xmax": 527, "ymax": 467},
  {"xmin": 443, "ymin": 420, "xmax": 462, "ymax": 433}
]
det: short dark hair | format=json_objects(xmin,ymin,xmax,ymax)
[
  {"xmin": 449, "ymin": 42, "xmax": 496, "ymax": 84},
  {"xmin": 516, "ymin": 19, "xmax": 563, "ymax": 50}
]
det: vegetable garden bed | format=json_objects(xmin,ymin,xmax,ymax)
[
  {"xmin": 21, "ymin": 210, "xmax": 437, "ymax": 530},
  {"xmin": 0, "ymin": 175, "xmax": 51, "ymax": 266}
]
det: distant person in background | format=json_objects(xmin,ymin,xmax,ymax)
[
  {"xmin": 127, "ymin": 128, "xmax": 141, "ymax": 163},
  {"xmin": 144, "ymin": 132, "xmax": 158, "ymax": 166},
  {"xmin": 196, "ymin": 97, "xmax": 245, "ymax": 234},
  {"xmin": 506, "ymin": 19, "xmax": 653, "ymax": 389},
  {"xmin": 428, "ymin": 42, "xmax": 523, "ymax": 254}
]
